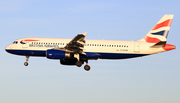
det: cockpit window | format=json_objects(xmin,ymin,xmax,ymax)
[{"xmin": 13, "ymin": 41, "xmax": 18, "ymax": 44}]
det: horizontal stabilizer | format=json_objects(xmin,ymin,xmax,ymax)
[{"xmin": 150, "ymin": 41, "xmax": 166, "ymax": 48}]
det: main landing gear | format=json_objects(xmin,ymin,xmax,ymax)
[
  {"xmin": 74, "ymin": 54, "xmax": 91, "ymax": 71},
  {"xmin": 84, "ymin": 60, "xmax": 90, "ymax": 71},
  {"xmin": 75, "ymin": 60, "xmax": 91, "ymax": 71},
  {"xmin": 76, "ymin": 61, "xmax": 82, "ymax": 67},
  {"xmin": 84, "ymin": 65, "xmax": 90, "ymax": 71},
  {"xmin": 24, "ymin": 56, "xmax": 29, "ymax": 66}
]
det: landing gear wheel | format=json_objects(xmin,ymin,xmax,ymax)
[
  {"xmin": 24, "ymin": 62, "xmax": 28, "ymax": 66},
  {"xmin": 76, "ymin": 61, "xmax": 82, "ymax": 67},
  {"xmin": 84, "ymin": 65, "xmax": 90, "ymax": 71}
]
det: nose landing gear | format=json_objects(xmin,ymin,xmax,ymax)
[{"xmin": 24, "ymin": 56, "xmax": 29, "ymax": 66}]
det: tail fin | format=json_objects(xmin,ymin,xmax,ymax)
[{"xmin": 139, "ymin": 14, "xmax": 174, "ymax": 43}]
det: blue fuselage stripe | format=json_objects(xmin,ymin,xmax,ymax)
[
  {"xmin": 5, "ymin": 49, "xmax": 148, "ymax": 59},
  {"xmin": 5, "ymin": 49, "xmax": 46, "ymax": 56}
]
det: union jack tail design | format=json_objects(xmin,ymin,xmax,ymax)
[{"xmin": 140, "ymin": 15, "xmax": 174, "ymax": 43}]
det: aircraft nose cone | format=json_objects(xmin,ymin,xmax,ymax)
[{"xmin": 5, "ymin": 45, "xmax": 12, "ymax": 53}]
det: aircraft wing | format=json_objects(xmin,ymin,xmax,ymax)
[{"xmin": 63, "ymin": 32, "xmax": 87, "ymax": 55}]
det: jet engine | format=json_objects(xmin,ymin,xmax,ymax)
[
  {"xmin": 60, "ymin": 59, "xmax": 78, "ymax": 65},
  {"xmin": 46, "ymin": 49, "xmax": 73, "ymax": 59}
]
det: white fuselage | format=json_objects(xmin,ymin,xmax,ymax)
[{"xmin": 5, "ymin": 37, "xmax": 166, "ymax": 59}]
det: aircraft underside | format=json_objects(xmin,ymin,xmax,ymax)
[{"xmin": 6, "ymin": 49, "xmax": 148, "ymax": 71}]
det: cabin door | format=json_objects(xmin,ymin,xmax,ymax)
[{"xmin": 134, "ymin": 42, "xmax": 140, "ymax": 53}]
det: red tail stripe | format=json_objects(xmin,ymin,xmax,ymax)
[
  {"xmin": 144, "ymin": 36, "xmax": 161, "ymax": 43},
  {"xmin": 152, "ymin": 19, "xmax": 172, "ymax": 30}
]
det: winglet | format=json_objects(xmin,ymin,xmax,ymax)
[{"xmin": 83, "ymin": 32, "xmax": 88, "ymax": 37}]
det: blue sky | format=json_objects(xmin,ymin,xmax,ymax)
[{"xmin": 0, "ymin": 0, "xmax": 180, "ymax": 103}]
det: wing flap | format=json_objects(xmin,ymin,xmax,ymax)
[{"xmin": 64, "ymin": 32, "xmax": 87, "ymax": 55}]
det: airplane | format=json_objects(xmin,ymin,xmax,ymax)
[{"xmin": 5, "ymin": 14, "xmax": 175, "ymax": 71}]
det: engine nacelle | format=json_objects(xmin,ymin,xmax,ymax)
[
  {"xmin": 46, "ymin": 49, "xmax": 72, "ymax": 59},
  {"xmin": 60, "ymin": 59, "xmax": 77, "ymax": 65}
]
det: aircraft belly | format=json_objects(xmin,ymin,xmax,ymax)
[
  {"xmin": 98, "ymin": 53, "xmax": 148, "ymax": 59},
  {"xmin": 5, "ymin": 49, "xmax": 46, "ymax": 56}
]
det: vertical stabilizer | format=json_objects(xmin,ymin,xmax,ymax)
[{"xmin": 139, "ymin": 15, "xmax": 174, "ymax": 43}]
